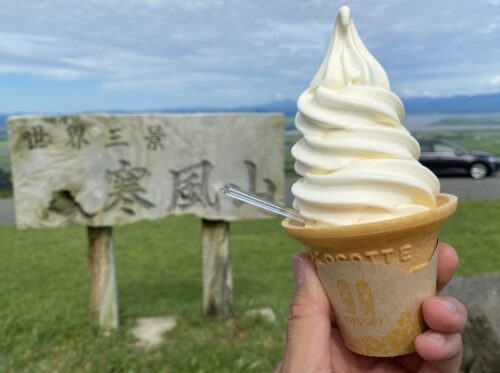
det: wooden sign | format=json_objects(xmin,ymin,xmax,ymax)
[{"xmin": 8, "ymin": 114, "xmax": 285, "ymax": 228}]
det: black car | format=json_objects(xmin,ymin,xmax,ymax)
[{"xmin": 418, "ymin": 138, "xmax": 500, "ymax": 179}]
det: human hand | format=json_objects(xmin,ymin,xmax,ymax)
[{"xmin": 276, "ymin": 243, "xmax": 467, "ymax": 373}]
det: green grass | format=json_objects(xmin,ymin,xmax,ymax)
[
  {"xmin": 0, "ymin": 201, "xmax": 499, "ymax": 371},
  {"xmin": 439, "ymin": 201, "xmax": 500, "ymax": 275},
  {"xmin": 0, "ymin": 216, "xmax": 300, "ymax": 372}
]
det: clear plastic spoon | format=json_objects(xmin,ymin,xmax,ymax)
[{"xmin": 220, "ymin": 184, "xmax": 307, "ymax": 224}]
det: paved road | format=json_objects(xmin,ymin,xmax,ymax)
[
  {"xmin": 0, "ymin": 198, "xmax": 14, "ymax": 225},
  {"xmin": 284, "ymin": 173, "xmax": 500, "ymax": 207},
  {"xmin": 1, "ymin": 174, "xmax": 499, "ymax": 225}
]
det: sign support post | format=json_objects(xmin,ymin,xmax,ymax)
[
  {"xmin": 202, "ymin": 219, "xmax": 233, "ymax": 319},
  {"xmin": 87, "ymin": 226, "xmax": 119, "ymax": 331}
]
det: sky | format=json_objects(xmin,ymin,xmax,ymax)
[{"xmin": 0, "ymin": 0, "xmax": 499, "ymax": 113}]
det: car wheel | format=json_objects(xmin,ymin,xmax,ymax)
[{"xmin": 470, "ymin": 162, "xmax": 489, "ymax": 179}]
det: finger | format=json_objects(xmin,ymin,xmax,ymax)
[
  {"xmin": 415, "ymin": 332, "xmax": 462, "ymax": 373},
  {"xmin": 422, "ymin": 296, "xmax": 467, "ymax": 334},
  {"xmin": 281, "ymin": 252, "xmax": 332, "ymax": 372},
  {"xmin": 436, "ymin": 242, "xmax": 459, "ymax": 292}
]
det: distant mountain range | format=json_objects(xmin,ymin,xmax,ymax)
[
  {"xmin": 167, "ymin": 92, "xmax": 500, "ymax": 116},
  {"xmin": 403, "ymin": 92, "xmax": 500, "ymax": 114},
  {"xmin": 2, "ymin": 92, "xmax": 500, "ymax": 133},
  {"xmin": 231, "ymin": 92, "xmax": 500, "ymax": 115}
]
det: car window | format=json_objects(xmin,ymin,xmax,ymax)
[
  {"xmin": 420, "ymin": 143, "xmax": 432, "ymax": 152},
  {"xmin": 433, "ymin": 144, "xmax": 456, "ymax": 154}
]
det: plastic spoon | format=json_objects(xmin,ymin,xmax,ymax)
[{"xmin": 220, "ymin": 184, "xmax": 307, "ymax": 224}]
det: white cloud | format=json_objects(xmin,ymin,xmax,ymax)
[
  {"xmin": 400, "ymin": 88, "xmax": 435, "ymax": 98},
  {"xmin": 0, "ymin": 0, "xmax": 500, "ymax": 111},
  {"xmin": 395, "ymin": 72, "xmax": 500, "ymax": 98},
  {"xmin": 60, "ymin": 49, "xmax": 170, "ymax": 78},
  {"xmin": 477, "ymin": 22, "xmax": 499, "ymax": 35},
  {"xmin": 0, "ymin": 63, "xmax": 84, "ymax": 80},
  {"xmin": 0, "ymin": 32, "xmax": 59, "ymax": 58},
  {"xmin": 489, "ymin": 75, "xmax": 500, "ymax": 86},
  {"xmin": 102, "ymin": 71, "xmax": 267, "ymax": 92}
]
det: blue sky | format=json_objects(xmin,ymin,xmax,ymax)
[{"xmin": 0, "ymin": 0, "xmax": 499, "ymax": 113}]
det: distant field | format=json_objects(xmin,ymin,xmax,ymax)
[
  {"xmin": 0, "ymin": 139, "xmax": 10, "ymax": 172},
  {"xmin": 284, "ymin": 133, "xmax": 300, "ymax": 176},
  {"xmin": 0, "ymin": 190, "xmax": 12, "ymax": 198},
  {"xmin": 0, "ymin": 139, "xmax": 8, "ymax": 150},
  {"xmin": 430, "ymin": 117, "xmax": 500, "ymax": 126}
]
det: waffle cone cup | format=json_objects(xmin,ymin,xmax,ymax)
[{"xmin": 282, "ymin": 193, "xmax": 457, "ymax": 357}]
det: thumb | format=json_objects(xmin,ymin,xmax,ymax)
[{"xmin": 280, "ymin": 252, "xmax": 332, "ymax": 373}]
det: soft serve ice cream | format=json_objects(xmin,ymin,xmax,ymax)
[
  {"xmin": 284, "ymin": 7, "xmax": 457, "ymax": 356},
  {"xmin": 291, "ymin": 6, "xmax": 440, "ymax": 226}
]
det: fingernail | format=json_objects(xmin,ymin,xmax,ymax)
[
  {"xmin": 437, "ymin": 297, "xmax": 458, "ymax": 313},
  {"xmin": 291, "ymin": 255, "xmax": 305, "ymax": 287},
  {"xmin": 426, "ymin": 333, "xmax": 446, "ymax": 348}
]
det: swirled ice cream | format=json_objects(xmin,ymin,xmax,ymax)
[{"xmin": 291, "ymin": 6, "xmax": 440, "ymax": 226}]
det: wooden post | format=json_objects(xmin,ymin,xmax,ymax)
[
  {"xmin": 87, "ymin": 226, "xmax": 119, "ymax": 331},
  {"xmin": 202, "ymin": 219, "xmax": 233, "ymax": 319}
]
